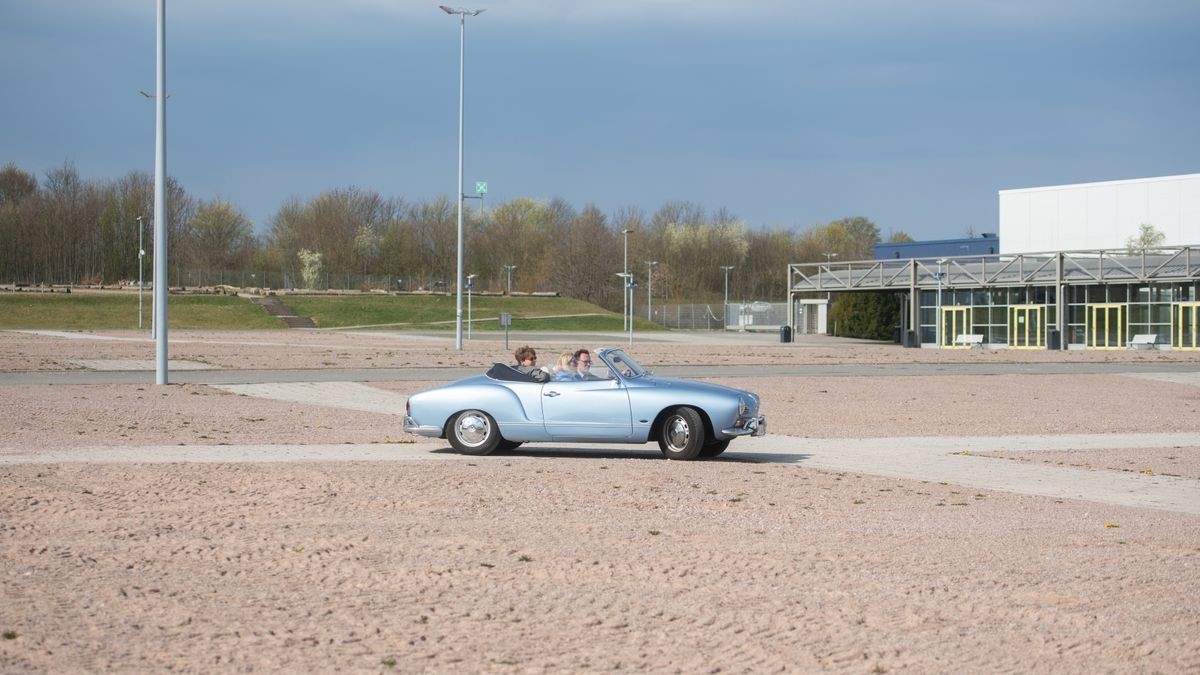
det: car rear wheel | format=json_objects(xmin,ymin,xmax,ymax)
[
  {"xmin": 699, "ymin": 438, "xmax": 731, "ymax": 458},
  {"xmin": 448, "ymin": 409, "xmax": 501, "ymax": 456},
  {"xmin": 657, "ymin": 406, "xmax": 705, "ymax": 460}
]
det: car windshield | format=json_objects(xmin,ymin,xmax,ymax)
[{"xmin": 603, "ymin": 349, "xmax": 646, "ymax": 378}]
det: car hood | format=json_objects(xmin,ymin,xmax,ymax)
[{"xmin": 635, "ymin": 375, "xmax": 751, "ymax": 398}]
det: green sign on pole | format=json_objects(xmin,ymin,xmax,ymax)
[{"xmin": 476, "ymin": 181, "xmax": 488, "ymax": 195}]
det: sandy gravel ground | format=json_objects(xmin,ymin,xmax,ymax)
[{"xmin": 2, "ymin": 329, "xmax": 1199, "ymax": 673}]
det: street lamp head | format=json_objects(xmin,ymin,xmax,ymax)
[{"xmin": 440, "ymin": 5, "xmax": 485, "ymax": 15}]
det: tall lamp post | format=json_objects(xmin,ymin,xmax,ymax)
[
  {"xmin": 646, "ymin": 260, "xmax": 658, "ymax": 322},
  {"xmin": 616, "ymin": 273, "xmax": 633, "ymax": 343},
  {"xmin": 503, "ymin": 264, "xmax": 516, "ymax": 295},
  {"xmin": 620, "ymin": 228, "xmax": 634, "ymax": 330},
  {"xmin": 440, "ymin": 4, "xmax": 485, "ymax": 351},
  {"xmin": 935, "ymin": 258, "xmax": 947, "ymax": 348},
  {"xmin": 626, "ymin": 277, "xmax": 638, "ymax": 345},
  {"xmin": 466, "ymin": 273, "xmax": 476, "ymax": 339},
  {"xmin": 137, "ymin": 216, "xmax": 146, "ymax": 330},
  {"xmin": 150, "ymin": 0, "xmax": 168, "ymax": 384},
  {"xmin": 720, "ymin": 265, "xmax": 734, "ymax": 332}
]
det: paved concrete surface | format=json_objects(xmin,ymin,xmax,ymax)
[
  {"xmin": 1122, "ymin": 371, "xmax": 1200, "ymax": 387},
  {"xmin": 211, "ymin": 381, "xmax": 410, "ymax": 415},
  {"xmin": 6, "ymin": 362, "xmax": 1200, "ymax": 386},
  {"xmin": 67, "ymin": 359, "xmax": 217, "ymax": 371},
  {"xmin": 5, "ymin": 432, "xmax": 1198, "ymax": 515}
]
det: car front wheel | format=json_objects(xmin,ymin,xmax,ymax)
[
  {"xmin": 657, "ymin": 406, "xmax": 705, "ymax": 460},
  {"xmin": 448, "ymin": 409, "xmax": 501, "ymax": 455}
]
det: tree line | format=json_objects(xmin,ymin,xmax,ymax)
[{"xmin": 1, "ymin": 161, "xmax": 913, "ymax": 313}]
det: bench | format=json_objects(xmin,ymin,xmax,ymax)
[
  {"xmin": 1129, "ymin": 334, "xmax": 1160, "ymax": 350},
  {"xmin": 953, "ymin": 334, "xmax": 984, "ymax": 348}
]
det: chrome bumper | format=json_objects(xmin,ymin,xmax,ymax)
[
  {"xmin": 403, "ymin": 417, "xmax": 444, "ymax": 438},
  {"xmin": 721, "ymin": 415, "xmax": 766, "ymax": 438}
]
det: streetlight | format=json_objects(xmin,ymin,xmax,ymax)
[
  {"xmin": 646, "ymin": 260, "xmax": 658, "ymax": 322},
  {"xmin": 440, "ymin": 4, "xmax": 485, "ymax": 351},
  {"xmin": 616, "ymin": 273, "xmax": 634, "ymax": 343},
  {"xmin": 626, "ymin": 277, "xmax": 638, "ymax": 345},
  {"xmin": 621, "ymin": 228, "xmax": 634, "ymax": 330},
  {"xmin": 935, "ymin": 258, "xmax": 947, "ymax": 347},
  {"xmin": 503, "ymin": 264, "xmax": 516, "ymax": 295},
  {"xmin": 720, "ymin": 265, "xmax": 734, "ymax": 332},
  {"xmin": 466, "ymin": 273, "xmax": 476, "ymax": 339},
  {"xmin": 137, "ymin": 216, "xmax": 146, "ymax": 330},
  {"xmin": 149, "ymin": 0, "xmax": 168, "ymax": 384},
  {"xmin": 822, "ymin": 251, "xmax": 838, "ymax": 301}
]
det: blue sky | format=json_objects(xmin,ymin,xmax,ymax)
[{"xmin": 2, "ymin": 0, "xmax": 1197, "ymax": 239}]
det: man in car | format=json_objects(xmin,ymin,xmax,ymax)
[
  {"xmin": 513, "ymin": 346, "xmax": 550, "ymax": 382},
  {"xmin": 571, "ymin": 349, "xmax": 602, "ymax": 380}
]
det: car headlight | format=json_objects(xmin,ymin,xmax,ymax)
[{"xmin": 737, "ymin": 395, "xmax": 749, "ymax": 416}]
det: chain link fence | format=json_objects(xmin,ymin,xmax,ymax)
[{"xmin": 634, "ymin": 302, "xmax": 788, "ymax": 331}]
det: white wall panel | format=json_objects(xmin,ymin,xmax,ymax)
[
  {"xmin": 998, "ymin": 192, "xmax": 1030, "ymax": 253},
  {"xmin": 1178, "ymin": 179, "xmax": 1200, "ymax": 242},
  {"xmin": 1028, "ymin": 191, "xmax": 1058, "ymax": 251},
  {"xmin": 1086, "ymin": 185, "xmax": 1118, "ymax": 249},
  {"xmin": 1148, "ymin": 180, "xmax": 1180, "ymax": 240},
  {"xmin": 1116, "ymin": 183, "xmax": 1150, "ymax": 244},
  {"xmin": 1057, "ymin": 188, "xmax": 1089, "ymax": 250}
]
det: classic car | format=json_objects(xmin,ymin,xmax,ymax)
[{"xmin": 403, "ymin": 348, "xmax": 765, "ymax": 460}]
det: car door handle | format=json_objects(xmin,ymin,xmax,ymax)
[{"xmin": 543, "ymin": 391, "xmax": 560, "ymax": 397}]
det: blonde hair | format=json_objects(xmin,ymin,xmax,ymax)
[{"xmin": 552, "ymin": 353, "xmax": 574, "ymax": 375}]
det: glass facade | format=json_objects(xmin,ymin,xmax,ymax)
[{"xmin": 918, "ymin": 281, "xmax": 1200, "ymax": 348}]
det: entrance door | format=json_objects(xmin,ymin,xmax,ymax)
[
  {"xmin": 1008, "ymin": 305, "xmax": 1045, "ymax": 348},
  {"xmin": 1175, "ymin": 302, "xmax": 1200, "ymax": 350},
  {"xmin": 1087, "ymin": 303, "xmax": 1125, "ymax": 349},
  {"xmin": 941, "ymin": 307, "xmax": 971, "ymax": 348}
]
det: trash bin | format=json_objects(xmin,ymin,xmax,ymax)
[
  {"xmin": 893, "ymin": 326, "xmax": 902, "ymax": 344},
  {"xmin": 779, "ymin": 325, "xmax": 793, "ymax": 343},
  {"xmin": 1046, "ymin": 328, "xmax": 1061, "ymax": 350},
  {"xmin": 903, "ymin": 330, "xmax": 917, "ymax": 348}
]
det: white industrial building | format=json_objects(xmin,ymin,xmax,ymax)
[
  {"xmin": 789, "ymin": 173, "xmax": 1200, "ymax": 350},
  {"xmin": 999, "ymin": 173, "xmax": 1200, "ymax": 254}
]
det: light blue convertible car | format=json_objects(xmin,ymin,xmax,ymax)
[{"xmin": 403, "ymin": 348, "xmax": 766, "ymax": 460}]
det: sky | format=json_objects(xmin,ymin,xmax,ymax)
[{"xmin": 2, "ymin": 0, "xmax": 1198, "ymax": 240}]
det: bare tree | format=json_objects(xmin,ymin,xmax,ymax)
[
  {"xmin": 1125, "ymin": 223, "xmax": 1166, "ymax": 253},
  {"xmin": 186, "ymin": 199, "xmax": 255, "ymax": 271}
]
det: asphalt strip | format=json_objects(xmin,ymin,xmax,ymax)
[{"xmin": 3, "ymin": 433, "xmax": 1198, "ymax": 515}]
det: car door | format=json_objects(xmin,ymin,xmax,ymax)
[{"xmin": 541, "ymin": 374, "xmax": 634, "ymax": 440}]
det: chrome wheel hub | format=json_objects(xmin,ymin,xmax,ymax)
[
  {"xmin": 457, "ymin": 413, "xmax": 489, "ymax": 446},
  {"xmin": 666, "ymin": 416, "xmax": 690, "ymax": 451}
]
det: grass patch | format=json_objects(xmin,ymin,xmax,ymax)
[
  {"xmin": 0, "ymin": 291, "xmax": 667, "ymax": 332},
  {"xmin": 285, "ymin": 294, "xmax": 664, "ymax": 332},
  {"xmin": 0, "ymin": 292, "xmax": 281, "ymax": 329}
]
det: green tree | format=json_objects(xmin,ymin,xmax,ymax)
[{"xmin": 829, "ymin": 291, "xmax": 901, "ymax": 340}]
